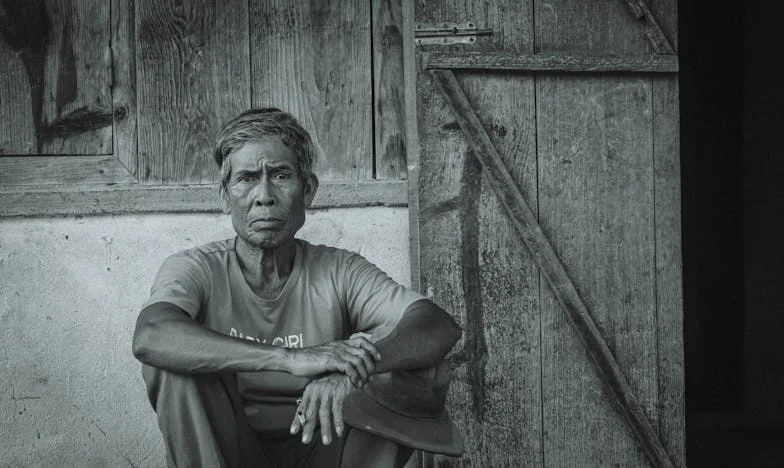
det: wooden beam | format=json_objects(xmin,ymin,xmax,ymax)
[
  {"xmin": 423, "ymin": 52, "xmax": 678, "ymax": 73},
  {"xmin": 402, "ymin": 0, "xmax": 422, "ymax": 294},
  {"xmin": 429, "ymin": 69, "xmax": 676, "ymax": 468},
  {"xmin": 0, "ymin": 180, "xmax": 407, "ymax": 217}
]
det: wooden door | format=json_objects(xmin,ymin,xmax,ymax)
[{"xmin": 408, "ymin": 1, "xmax": 683, "ymax": 466}]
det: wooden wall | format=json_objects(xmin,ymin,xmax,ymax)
[
  {"xmin": 0, "ymin": 0, "xmax": 408, "ymax": 216},
  {"xmin": 412, "ymin": 0, "xmax": 683, "ymax": 466}
]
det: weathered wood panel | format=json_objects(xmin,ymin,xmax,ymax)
[
  {"xmin": 649, "ymin": 0, "xmax": 678, "ymax": 52},
  {"xmin": 373, "ymin": 0, "xmax": 407, "ymax": 179},
  {"xmin": 0, "ymin": 26, "xmax": 36, "ymax": 153},
  {"xmin": 653, "ymin": 75, "xmax": 685, "ymax": 466},
  {"xmin": 415, "ymin": 1, "xmax": 541, "ymax": 466},
  {"xmin": 0, "ymin": 0, "xmax": 112, "ymax": 155},
  {"xmin": 533, "ymin": 3, "xmax": 678, "ymax": 466},
  {"xmin": 136, "ymin": 0, "xmax": 250, "ymax": 184},
  {"xmin": 250, "ymin": 0, "xmax": 372, "ymax": 180},
  {"xmin": 0, "ymin": 156, "xmax": 136, "ymax": 186},
  {"xmin": 423, "ymin": 52, "xmax": 679, "ymax": 73},
  {"xmin": 536, "ymin": 0, "xmax": 650, "ymax": 54},
  {"xmin": 537, "ymin": 74, "xmax": 658, "ymax": 466}
]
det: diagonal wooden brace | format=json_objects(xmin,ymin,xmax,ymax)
[
  {"xmin": 429, "ymin": 69, "xmax": 677, "ymax": 468},
  {"xmin": 621, "ymin": 0, "xmax": 676, "ymax": 54}
]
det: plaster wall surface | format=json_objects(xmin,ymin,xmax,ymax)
[{"xmin": 0, "ymin": 208, "xmax": 411, "ymax": 467}]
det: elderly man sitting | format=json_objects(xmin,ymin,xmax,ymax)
[{"xmin": 132, "ymin": 108, "xmax": 464, "ymax": 467}]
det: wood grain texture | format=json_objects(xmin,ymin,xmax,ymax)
[
  {"xmin": 536, "ymin": 73, "xmax": 660, "ymax": 467},
  {"xmin": 415, "ymin": 1, "xmax": 541, "ymax": 466},
  {"xmin": 537, "ymin": 0, "xmax": 649, "ymax": 55},
  {"xmin": 423, "ymin": 52, "xmax": 679, "ymax": 73},
  {"xmin": 0, "ymin": 0, "xmax": 112, "ymax": 155},
  {"xmin": 620, "ymin": 0, "xmax": 675, "ymax": 54},
  {"xmin": 648, "ymin": 0, "xmax": 678, "ymax": 52},
  {"xmin": 112, "ymin": 0, "xmax": 137, "ymax": 178},
  {"xmin": 0, "ymin": 156, "xmax": 136, "ymax": 185},
  {"xmin": 136, "ymin": 0, "xmax": 250, "ymax": 184},
  {"xmin": 0, "ymin": 180, "xmax": 407, "ymax": 217},
  {"xmin": 373, "ymin": 0, "xmax": 407, "ymax": 179},
  {"xmin": 250, "ymin": 0, "xmax": 372, "ymax": 180},
  {"xmin": 652, "ymin": 75, "xmax": 685, "ymax": 466},
  {"xmin": 403, "ymin": 2, "xmax": 422, "ymax": 293},
  {"xmin": 0, "ymin": 24, "xmax": 36, "ymax": 153},
  {"xmin": 434, "ymin": 69, "xmax": 674, "ymax": 467}
]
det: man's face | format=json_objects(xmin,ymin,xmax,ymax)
[{"xmin": 222, "ymin": 137, "xmax": 317, "ymax": 250}]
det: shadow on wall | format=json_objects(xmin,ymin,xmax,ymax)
[{"xmin": 0, "ymin": 208, "xmax": 411, "ymax": 467}]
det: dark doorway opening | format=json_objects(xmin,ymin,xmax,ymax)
[{"xmin": 682, "ymin": 0, "xmax": 784, "ymax": 465}]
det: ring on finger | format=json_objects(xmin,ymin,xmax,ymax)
[{"xmin": 296, "ymin": 399, "xmax": 307, "ymax": 425}]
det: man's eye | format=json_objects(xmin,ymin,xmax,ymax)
[
  {"xmin": 272, "ymin": 172, "xmax": 292, "ymax": 181},
  {"xmin": 237, "ymin": 174, "xmax": 257, "ymax": 182}
]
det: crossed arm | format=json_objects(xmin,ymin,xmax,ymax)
[{"xmin": 132, "ymin": 298, "xmax": 462, "ymax": 445}]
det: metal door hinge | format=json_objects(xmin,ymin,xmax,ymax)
[{"xmin": 414, "ymin": 22, "xmax": 493, "ymax": 46}]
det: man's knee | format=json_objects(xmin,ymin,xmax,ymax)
[{"xmin": 342, "ymin": 427, "xmax": 414, "ymax": 468}]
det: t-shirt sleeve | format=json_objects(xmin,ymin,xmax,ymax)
[
  {"xmin": 143, "ymin": 251, "xmax": 210, "ymax": 320},
  {"xmin": 341, "ymin": 252, "xmax": 426, "ymax": 339}
]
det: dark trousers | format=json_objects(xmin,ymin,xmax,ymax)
[{"xmin": 142, "ymin": 365, "xmax": 348, "ymax": 468}]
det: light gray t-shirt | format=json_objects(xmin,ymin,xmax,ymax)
[{"xmin": 144, "ymin": 237, "xmax": 425, "ymax": 432}]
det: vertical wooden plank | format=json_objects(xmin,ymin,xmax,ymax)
[
  {"xmin": 373, "ymin": 0, "xmax": 407, "ymax": 180},
  {"xmin": 136, "ymin": 0, "xmax": 251, "ymax": 184},
  {"xmin": 537, "ymin": 74, "xmax": 658, "ymax": 467},
  {"xmin": 0, "ymin": 17, "xmax": 36, "ymax": 153},
  {"xmin": 416, "ymin": 1, "xmax": 540, "ymax": 466},
  {"xmin": 0, "ymin": 0, "xmax": 112, "ymax": 155},
  {"xmin": 403, "ymin": 0, "xmax": 422, "ymax": 293},
  {"xmin": 112, "ymin": 0, "xmax": 137, "ymax": 178},
  {"xmin": 651, "ymin": 2, "xmax": 683, "ymax": 464},
  {"xmin": 653, "ymin": 75, "xmax": 685, "ymax": 467},
  {"xmin": 536, "ymin": 0, "xmax": 649, "ymax": 54},
  {"xmin": 250, "ymin": 0, "xmax": 372, "ymax": 181}
]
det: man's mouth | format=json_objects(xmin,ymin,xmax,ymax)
[{"xmin": 250, "ymin": 218, "xmax": 284, "ymax": 228}]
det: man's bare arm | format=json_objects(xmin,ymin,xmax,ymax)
[
  {"xmin": 132, "ymin": 301, "xmax": 378, "ymax": 385},
  {"xmin": 372, "ymin": 299, "xmax": 462, "ymax": 374}
]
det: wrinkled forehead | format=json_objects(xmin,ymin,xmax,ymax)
[{"xmin": 229, "ymin": 136, "xmax": 299, "ymax": 171}]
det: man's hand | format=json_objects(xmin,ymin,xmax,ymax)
[
  {"xmin": 289, "ymin": 373, "xmax": 353, "ymax": 446},
  {"xmin": 286, "ymin": 336, "xmax": 381, "ymax": 387}
]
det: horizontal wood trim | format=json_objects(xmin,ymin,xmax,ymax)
[
  {"xmin": 423, "ymin": 52, "xmax": 679, "ymax": 73},
  {"xmin": 0, "ymin": 156, "xmax": 137, "ymax": 185},
  {"xmin": 0, "ymin": 180, "xmax": 407, "ymax": 217}
]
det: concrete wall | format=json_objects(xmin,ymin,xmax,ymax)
[{"xmin": 0, "ymin": 208, "xmax": 411, "ymax": 467}]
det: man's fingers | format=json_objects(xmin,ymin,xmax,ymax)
[
  {"xmin": 342, "ymin": 348, "xmax": 375, "ymax": 382},
  {"xmin": 301, "ymin": 397, "xmax": 318, "ymax": 444},
  {"xmin": 319, "ymin": 396, "xmax": 333, "ymax": 445},
  {"xmin": 332, "ymin": 393, "xmax": 344, "ymax": 438},
  {"xmin": 344, "ymin": 353, "xmax": 369, "ymax": 383},
  {"xmin": 338, "ymin": 360, "xmax": 361, "ymax": 387},
  {"xmin": 351, "ymin": 337, "xmax": 381, "ymax": 360},
  {"xmin": 290, "ymin": 398, "xmax": 307, "ymax": 435},
  {"xmin": 350, "ymin": 347, "xmax": 376, "ymax": 377}
]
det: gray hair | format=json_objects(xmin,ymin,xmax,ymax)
[{"xmin": 213, "ymin": 108, "xmax": 318, "ymax": 195}]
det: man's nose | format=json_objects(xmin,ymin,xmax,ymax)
[{"xmin": 253, "ymin": 177, "xmax": 276, "ymax": 206}]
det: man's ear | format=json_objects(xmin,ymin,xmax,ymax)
[
  {"xmin": 219, "ymin": 186, "xmax": 231, "ymax": 214},
  {"xmin": 303, "ymin": 174, "xmax": 319, "ymax": 208}
]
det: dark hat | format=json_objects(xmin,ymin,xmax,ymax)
[{"xmin": 342, "ymin": 361, "xmax": 464, "ymax": 456}]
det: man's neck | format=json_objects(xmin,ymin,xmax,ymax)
[{"xmin": 235, "ymin": 237, "xmax": 297, "ymax": 297}]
